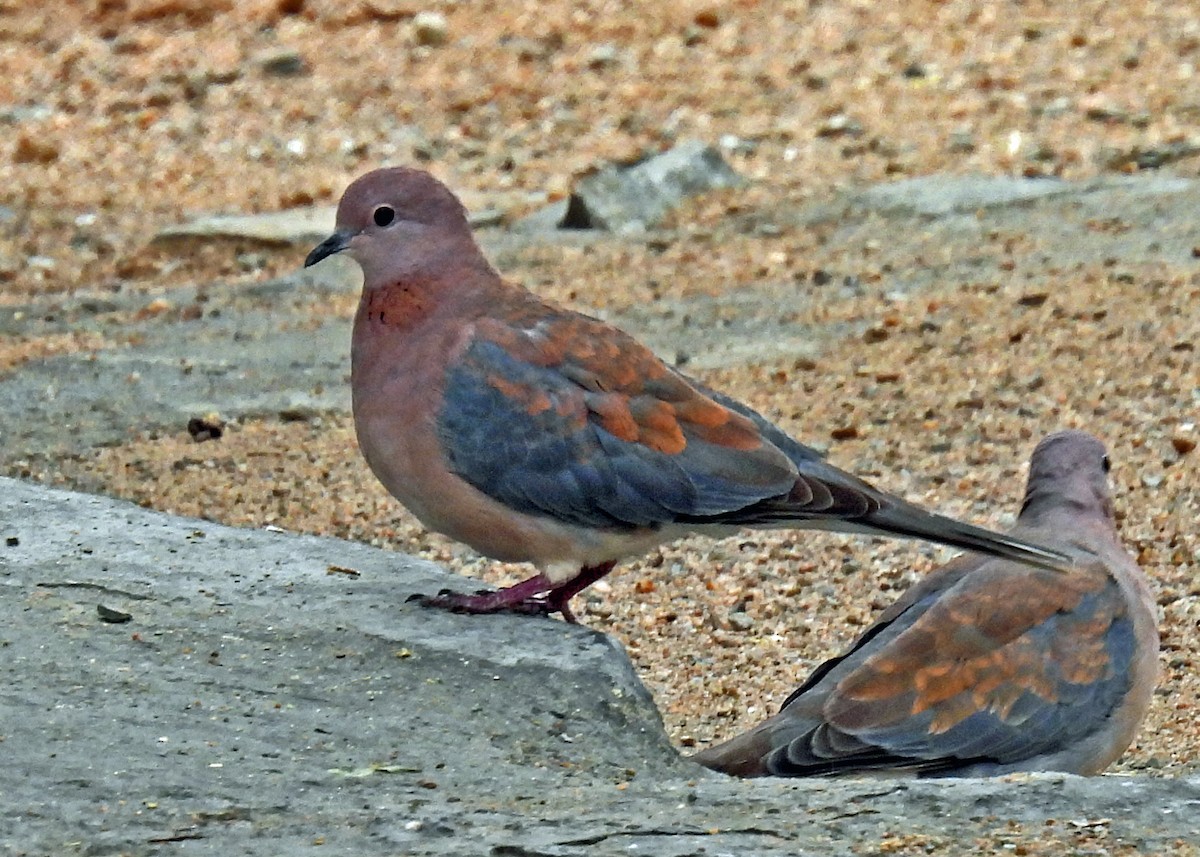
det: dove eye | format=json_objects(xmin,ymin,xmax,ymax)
[
  {"xmin": 372, "ymin": 205, "xmax": 396, "ymax": 227},
  {"xmin": 1101, "ymin": 455, "xmax": 1111, "ymax": 473}
]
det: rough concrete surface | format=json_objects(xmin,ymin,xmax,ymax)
[{"xmin": 4, "ymin": 478, "xmax": 1199, "ymax": 857}]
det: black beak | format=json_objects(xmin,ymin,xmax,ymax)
[{"xmin": 304, "ymin": 230, "xmax": 353, "ymax": 268}]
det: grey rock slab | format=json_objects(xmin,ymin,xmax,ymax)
[
  {"xmin": 3, "ymin": 477, "xmax": 1200, "ymax": 856},
  {"xmin": 799, "ymin": 174, "xmax": 1200, "ymax": 299},
  {"xmin": 0, "ymin": 276, "xmax": 834, "ymax": 461},
  {"xmin": 0, "ymin": 478, "xmax": 686, "ymax": 856},
  {"xmin": 851, "ymin": 172, "xmax": 1199, "ymax": 235},
  {"xmin": 0, "ymin": 265, "xmax": 832, "ymax": 463},
  {"xmin": 0, "ymin": 268, "xmax": 363, "ymax": 456},
  {"xmin": 561, "ymin": 140, "xmax": 745, "ymax": 233},
  {"xmin": 852, "ymin": 174, "xmax": 1075, "ymax": 217},
  {"xmin": 0, "ymin": 318, "xmax": 351, "ymax": 455},
  {"xmin": 154, "ymin": 205, "xmax": 340, "ymax": 246},
  {"xmin": 1092, "ymin": 174, "xmax": 1198, "ymax": 197}
]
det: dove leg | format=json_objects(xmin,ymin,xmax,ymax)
[{"xmin": 544, "ymin": 561, "xmax": 618, "ymax": 623}]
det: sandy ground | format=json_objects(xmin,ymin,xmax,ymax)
[{"xmin": 3, "ymin": 1, "xmax": 1198, "ymax": 773}]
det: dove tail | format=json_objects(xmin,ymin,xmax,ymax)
[
  {"xmin": 862, "ymin": 501, "xmax": 1074, "ymax": 572},
  {"xmin": 691, "ymin": 720, "xmax": 780, "ymax": 778}
]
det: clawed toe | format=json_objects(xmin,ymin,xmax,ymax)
[
  {"xmin": 406, "ymin": 589, "xmax": 560, "ymax": 618},
  {"xmin": 406, "ymin": 587, "xmax": 459, "ymax": 602},
  {"xmin": 406, "ymin": 591, "xmax": 462, "ymax": 608}
]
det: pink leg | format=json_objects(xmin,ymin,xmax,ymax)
[
  {"xmin": 410, "ymin": 561, "xmax": 618, "ymax": 623},
  {"xmin": 544, "ymin": 561, "xmax": 617, "ymax": 623}
]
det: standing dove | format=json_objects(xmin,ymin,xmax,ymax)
[
  {"xmin": 305, "ymin": 167, "xmax": 1071, "ymax": 622},
  {"xmin": 693, "ymin": 431, "xmax": 1158, "ymax": 777}
]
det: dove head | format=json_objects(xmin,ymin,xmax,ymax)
[
  {"xmin": 1020, "ymin": 430, "xmax": 1116, "ymax": 524},
  {"xmin": 305, "ymin": 167, "xmax": 488, "ymax": 287}
]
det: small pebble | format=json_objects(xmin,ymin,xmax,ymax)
[
  {"xmin": 815, "ymin": 114, "xmax": 863, "ymax": 138},
  {"xmin": 586, "ymin": 44, "xmax": 621, "ymax": 69},
  {"xmin": 258, "ymin": 48, "xmax": 308, "ymax": 77},
  {"xmin": 187, "ymin": 413, "xmax": 225, "ymax": 443},
  {"xmin": 12, "ymin": 133, "xmax": 59, "ymax": 164},
  {"xmin": 947, "ymin": 130, "xmax": 977, "ymax": 153},
  {"xmin": 727, "ymin": 613, "xmax": 754, "ymax": 632},
  {"xmin": 412, "ymin": 11, "xmax": 449, "ymax": 47}
]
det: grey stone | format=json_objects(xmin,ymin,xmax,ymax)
[
  {"xmin": 1093, "ymin": 174, "xmax": 1196, "ymax": 196},
  {"xmin": 0, "ymin": 277, "xmax": 354, "ymax": 453},
  {"xmin": 0, "ymin": 478, "xmax": 683, "ymax": 855},
  {"xmin": 561, "ymin": 140, "xmax": 745, "ymax": 233},
  {"xmin": 586, "ymin": 43, "xmax": 622, "ymax": 69},
  {"xmin": 0, "ymin": 268, "xmax": 830, "ymax": 459},
  {"xmin": 816, "ymin": 113, "xmax": 865, "ymax": 138},
  {"xmin": 798, "ymin": 175, "xmax": 1200, "ymax": 290},
  {"xmin": 0, "ymin": 344, "xmax": 347, "ymax": 452}
]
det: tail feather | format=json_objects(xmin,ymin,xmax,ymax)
[
  {"xmin": 691, "ymin": 721, "xmax": 780, "ymax": 778},
  {"xmin": 861, "ymin": 499, "xmax": 1075, "ymax": 572},
  {"xmin": 692, "ymin": 714, "xmax": 989, "ymax": 778},
  {"xmin": 692, "ymin": 717, "xmax": 911, "ymax": 778},
  {"xmin": 716, "ymin": 495, "xmax": 1076, "ymax": 572}
]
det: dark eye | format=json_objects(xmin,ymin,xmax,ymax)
[
  {"xmin": 1102, "ymin": 455, "xmax": 1111, "ymax": 473},
  {"xmin": 373, "ymin": 205, "xmax": 396, "ymax": 227}
]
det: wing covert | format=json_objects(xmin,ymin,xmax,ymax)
[{"xmin": 436, "ymin": 319, "xmax": 799, "ymax": 530}]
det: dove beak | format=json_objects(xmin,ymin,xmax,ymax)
[{"xmin": 305, "ymin": 230, "xmax": 353, "ymax": 268}]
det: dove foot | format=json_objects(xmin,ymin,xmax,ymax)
[
  {"xmin": 409, "ymin": 588, "xmax": 562, "ymax": 619},
  {"xmin": 407, "ymin": 561, "xmax": 619, "ymax": 624}
]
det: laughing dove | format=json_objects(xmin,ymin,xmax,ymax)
[
  {"xmin": 305, "ymin": 167, "xmax": 1072, "ymax": 622},
  {"xmin": 692, "ymin": 431, "xmax": 1158, "ymax": 777}
]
